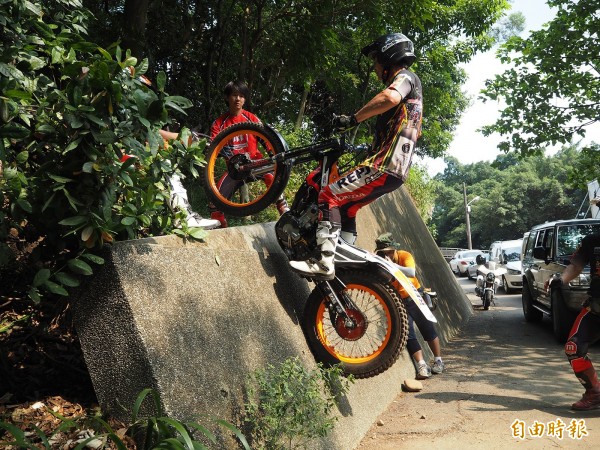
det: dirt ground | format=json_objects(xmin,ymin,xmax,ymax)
[{"xmin": 358, "ymin": 281, "xmax": 600, "ymax": 450}]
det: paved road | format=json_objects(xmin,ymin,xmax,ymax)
[{"xmin": 358, "ymin": 275, "xmax": 600, "ymax": 449}]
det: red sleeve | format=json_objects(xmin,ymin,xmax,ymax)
[{"xmin": 210, "ymin": 115, "xmax": 225, "ymax": 140}]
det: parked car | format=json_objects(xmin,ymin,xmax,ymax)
[
  {"xmin": 450, "ymin": 249, "xmax": 486, "ymax": 277},
  {"xmin": 521, "ymin": 218, "xmax": 600, "ymax": 342},
  {"xmin": 489, "ymin": 239, "xmax": 523, "ymax": 293}
]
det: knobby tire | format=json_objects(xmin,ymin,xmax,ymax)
[
  {"xmin": 201, "ymin": 122, "xmax": 290, "ymax": 216},
  {"xmin": 302, "ymin": 269, "xmax": 409, "ymax": 379}
]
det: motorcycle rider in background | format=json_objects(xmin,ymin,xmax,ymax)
[
  {"xmin": 289, "ymin": 33, "xmax": 423, "ymax": 280},
  {"xmin": 546, "ymin": 233, "xmax": 600, "ymax": 411}
]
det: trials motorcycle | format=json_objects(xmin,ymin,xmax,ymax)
[{"xmin": 200, "ymin": 121, "xmax": 436, "ymax": 378}]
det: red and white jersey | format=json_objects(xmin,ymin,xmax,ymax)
[{"xmin": 210, "ymin": 110, "xmax": 262, "ymax": 160}]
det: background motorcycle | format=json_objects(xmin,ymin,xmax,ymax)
[
  {"xmin": 473, "ymin": 255, "xmax": 505, "ymax": 310},
  {"xmin": 201, "ymin": 121, "xmax": 436, "ymax": 378}
]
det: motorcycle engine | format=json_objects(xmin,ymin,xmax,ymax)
[{"xmin": 275, "ymin": 203, "xmax": 319, "ymax": 261}]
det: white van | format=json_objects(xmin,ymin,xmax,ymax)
[{"xmin": 488, "ymin": 239, "xmax": 524, "ymax": 293}]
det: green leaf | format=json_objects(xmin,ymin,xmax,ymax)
[
  {"xmin": 16, "ymin": 151, "xmax": 28, "ymax": 163},
  {"xmin": 188, "ymin": 228, "xmax": 208, "ymax": 240},
  {"xmin": 67, "ymin": 258, "xmax": 93, "ymax": 276},
  {"xmin": 81, "ymin": 253, "xmax": 104, "ymax": 265},
  {"xmin": 54, "ymin": 272, "xmax": 80, "ymax": 287},
  {"xmin": 121, "ymin": 216, "xmax": 136, "ymax": 226},
  {"xmin": 4, "ymin": 90, "xmax": 32, "ymax": 100},
  {"xmin": 16, "ymin": 198, "xmax": 32, "ymax": 213},
  {"xmin": 44, "ymin": 280, "xmax": 69, "ymax": 296},
  {"xmin": 28, "ymin": 287, "xmax": 41, "ymax": 304},
  {"xmin": 59, "ymin": 215, "xmax": 87, "ymax": 226},
  {"xmin": 33, "ymin": 268, "xmax": 51, "ymax": 287},
  {"xmin": 48, "ymin": 174, "xmax": 74, "ymax": 183},
  {"xmin": 0, "ymin": 124, "xmax": 29, "ymax": 139},
  {"xmin": 92, "ymin": 130, "xmax": 117, "ymax": 144},
  {"xmin": 156, "ymin": 71, "xmax": 166, "ymax": 91}
]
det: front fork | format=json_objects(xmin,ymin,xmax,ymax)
[{"xmin": 315, "ymin": 278, "xmax": 358, "ymax": 328}]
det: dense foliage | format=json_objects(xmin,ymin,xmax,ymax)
[
  {"xmin": 82, "ymin": 0, "xmax": 514, "ymax": 159},
  {"xmin": 431, "ymin": 145, "xmax": 594, "ymax": 249},
  {"xmin": 0, "ymin": 0, "xmax": 207, "ymax": 302},
  {"xmin": 480, "ymin": 0, "xmax": 600, "ymax": 156},
  {"xmin": 0, "ymin": 0, "xmax": 519, "ymax": 302}
]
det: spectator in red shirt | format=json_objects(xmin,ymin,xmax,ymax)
[{"xmin": 208, "ymin": 81, "xmax": 264, "ymax": 228}]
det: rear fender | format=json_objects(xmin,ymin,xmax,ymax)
[{"xmin": 334, "ymin": 241, "xmax": 437, "ymax": 323}]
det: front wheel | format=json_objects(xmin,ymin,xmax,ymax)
[
  {"xmin": 201, "ymin": 122, "xmax": 291, "ymax": 216},
  {"xmin": 302, "ymin": 269, "xmax": 409, "ymax": 378},
  {"xmin": 502, "ymin": 276, "xmax": 512, "ymax": 294},
  {"xmin": 483, "ymin": 290, "xmax": 492, "ymax": 310}
]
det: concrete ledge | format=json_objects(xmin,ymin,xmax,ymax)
[{"xmin": 73, "ymin": 187, "xmax": 472, "ymax": 449}]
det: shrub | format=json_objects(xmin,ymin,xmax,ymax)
[
  {"xmin": 244, "ymin": 357, "xmax": 353, "ymax": 450},
  {"xmin": 0, "ymin": 0, "xmax": 206, "ymax": 303}
]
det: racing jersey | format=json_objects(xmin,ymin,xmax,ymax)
[
  {"xmin": 365, "ymin": 69, "xmax": 423, "ymax": 181},
  {"xmin": 210, "ymin": 110, "xmax": 262, "ymax": 160},
  {"xmin": 570, "ymin": 233, "xmax": 600, "ymax": 298}
]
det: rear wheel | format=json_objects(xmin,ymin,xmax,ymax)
[
  {"xmin": 200, "ymin": 122, "xmax": 291, "ymax": 216},
  {"xmin": 302, "ymin": 269, "xmax": 409, "ymax": 378}
]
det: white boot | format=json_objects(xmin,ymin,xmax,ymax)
[
  {"xmin": 168, "ymin": 175, "xmax": 221, "ymax": 230},
  {"xmin": 289, "ymin": 221, "xmax": 339, "ymax": 279}
]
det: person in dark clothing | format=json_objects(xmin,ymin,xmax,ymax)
[{"xmin": 546, "ymin": 233, "xmax": 600, "ymax": 410}]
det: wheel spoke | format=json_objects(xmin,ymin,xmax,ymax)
[{"xmin": 319, "ymin": 286, "xmax": 391, "ymax": 359}]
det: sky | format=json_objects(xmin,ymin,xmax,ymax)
[{"xmin": 422, "ymin": 0, "xmax": 600, "ymax": 176}]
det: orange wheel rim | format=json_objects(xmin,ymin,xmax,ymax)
[
  {"xmin": 314, "ymin": 283, "xmax": 392, "ymax": 363},
  {"xmin": 207, "ymin": 129, "xmax": 276, "ymax": 207}
]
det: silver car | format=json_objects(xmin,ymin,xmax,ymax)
[{"xmin": 450, "ymin": 249, "xmax": 486, "ymax": 277}]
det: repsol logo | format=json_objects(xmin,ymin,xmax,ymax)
[{"xmin": 335, "ymin": 167, "xmax": 371, "ymax": 189}]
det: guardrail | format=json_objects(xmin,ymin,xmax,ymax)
[{"xmin": 439, "ymin": 247, "xmax": 465, "ymax": 262}]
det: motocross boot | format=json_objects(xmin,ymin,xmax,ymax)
[
  {"xmin": 289, "ymin": 221, "xmax": 339, "ymax": 280},
  {"xmin": 571, "ymin": 387, "xmax": 600, "ymax": 411},
  {"xmin": 168, "ymin": 175, "xmax": 220, "ymax": 230},
  {"xmin": 571, "ymin": 365, "xmax": 600, "ymax": 410}
]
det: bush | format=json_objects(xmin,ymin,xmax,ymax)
[
  {"xmin": 244, "ymin": 357, "xmax": 353, "ymax": 450},
  {"xmin": 0, "ymin": 0, "xmax": 207, "ymax": 303}
]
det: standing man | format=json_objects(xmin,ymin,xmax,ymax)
[
  {"xmin": 546, "ymin": 233, "xmax": 600, "ymax": 410},
  {"xmin": 209, "ymin": 80, "xmax": 264, "ymax": 228},
  {"xmin": 290, "ymin": 33, "xmax": 422, "ymax": 279}
]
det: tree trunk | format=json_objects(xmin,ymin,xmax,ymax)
[{"xmin": 295, "ymin": 83, "xmax": 310, "ymax": 129}]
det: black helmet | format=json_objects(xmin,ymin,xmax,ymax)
[{"xmin": 361, "ymin": 33, "xmax": 416, "ymax": 68}]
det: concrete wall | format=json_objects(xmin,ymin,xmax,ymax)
[{"xmin": 72, "ymin": 186, "xmax": 472, "ymax": 449}]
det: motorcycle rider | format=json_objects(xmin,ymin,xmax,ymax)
[
  {"xmin": 289, "ymin": 33, "xmax": 423, "ymax": 279},
  {"xmin": 546, "ymin": 233, "xmax": 600, "ymax": 411},
  {"xmin": 375, "ymin": 233, "xmax": 445, "ymax": 378}
]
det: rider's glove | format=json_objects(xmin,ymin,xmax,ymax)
[{"xmin": 333, "ymin": 114, "xmax": 358, "ymax": 132}]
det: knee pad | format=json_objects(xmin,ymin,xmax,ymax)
[{"xmin": 565, "ymin": 340, "xmax": 578, "ymax": 358}]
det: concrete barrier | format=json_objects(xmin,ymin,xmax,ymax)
[{"xmin": 72, "ymin": 186, "xmax": 472, "ymax": 449}]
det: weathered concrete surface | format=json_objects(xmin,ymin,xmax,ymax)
[{"xmin": 72, "ymin": 186, "xmax": 472, "ymax": 449}]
